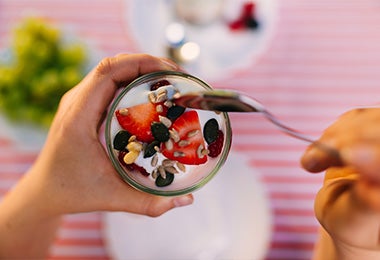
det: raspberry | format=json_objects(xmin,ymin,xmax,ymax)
[
  {"xmin": 207, "ymin": 130, "xmax": 224, "ymax": 158},
  {"xmin": 118, "ymin": 151, "xmax": 149, "ymax": 176},
  {"xmin": 150, "ymin": 80, "xmax": 171, "ymax": 91}
]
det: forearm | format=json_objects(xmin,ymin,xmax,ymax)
[{"xmin": 0, "ymin": 171, "xmax": 62, "ymax": 259}]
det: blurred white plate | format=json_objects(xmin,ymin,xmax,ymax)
[
  {"xmin": 124, "ymin": 0, "xmax": 277, "ymax": 81},
  {"xmin": 103, "ymin": 150, "xmax": 272, "ymax": 260}
]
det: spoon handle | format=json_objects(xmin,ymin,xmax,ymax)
[{"xmin": 261, "ymin": 109, "xmax": 342, "ymax": 162}]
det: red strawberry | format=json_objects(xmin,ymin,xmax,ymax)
[
  {"xmin": 161, "ymin": 110, "xmax": 207, "ymax": 165},
  {"xmin": 115, "ymin": 102, "xmax": 167, "ymax": 142}
]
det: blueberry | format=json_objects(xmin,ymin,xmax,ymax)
[
  {"xmin": 155, "ymin": 172, "xmax": 175, "ymax": 187},
  {"xmin": 166, "ymin": 105, "xmax": 185, "ymax": 121},
  {"xmin": 113, "ymin": 130, "xmax": 132, "ymax": 150},
  {"xmin": 144, "ymin": 140, "xmax": 161, "ymax": 158},
  {"xmin": 151, "ymin": 122, "xmax": 170, "ymax": 142},
  {"xmin": 203, "ymin": 118, "xmax": 219, "ymax": 144}
]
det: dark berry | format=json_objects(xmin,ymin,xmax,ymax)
[
  {"xmin": 155, "ymin": 172, "xmax": 175, "ymax": 187},
  {"xmin": 118, "ymin": 150, "xmax": 128, "ymax": 167},
  {"xmin": 144, "ymin": 140, "xmax": 160, "ymax": 158},
  {"xmin": 150, "ymin": 80, "xmax": 171, "ymax": 91},
  {"xmin": 207, "ymin": 130, "xmax": 224, "ymax": 158},
  {"xmin": 166, "ymin": 105, "xmax": 186, "ymax": 121},
  {"xmin": 113, "ymin": 130, "xmax": 131, "ymax": 150},
  {"xmin": 245, "ymin": 17, "xmax": 259, "ymax": 29},
  {"xmin": 127, "ymin": 163, "xmax": 150, "ymax": 177},
  {"xmin": 203, "ymin": 118, "xmax": 219, "ymax": 144},
  {"xmin": 151, "ymin": 122, "xmax": 170, "ymax": 142}
]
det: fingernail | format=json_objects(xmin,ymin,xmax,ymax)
[
  {"xmin": 173, "ymin": 195, "xmax": 193, "ymax": 207},
  {"xmin": 160, "ymin": 58, "xmax": 179, "ymax": 70}
]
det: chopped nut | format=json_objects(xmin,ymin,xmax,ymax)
[
  {"xmin": 119, "ymin": 108, "xmax": 129, "ymax": 116},
  {"xmin": 123, "ymin": 151, "xmax": 139, "ymax": 164},
  {"xmin": 127, "ymin": 141, "xmax": 143, "ymax": 152},
  {"xmin": 128, "ymin": 135, "xmax": 137, "ymax": 142}
]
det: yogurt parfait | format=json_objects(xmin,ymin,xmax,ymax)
[{"xmin": 105, "ymin": 71, "xmax": 231, "ymax": 196}]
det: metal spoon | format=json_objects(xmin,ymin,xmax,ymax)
[{"xmin": 172, "ymin": 89, "xmax": 341, "ymax": 159}]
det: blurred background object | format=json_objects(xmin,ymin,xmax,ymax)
[{"xmin": 0, "ymin": 17, "xmax": 88, "ymax": 127}]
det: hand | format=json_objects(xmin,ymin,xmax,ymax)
[
  {"xmin": 301, "ymin": 108, "xmax": 380, "ymax": 258},
  {"xmin": 0, "ymin": 54, "xmax": 194, "ymax": 258},
  {"xmin": 30, "ymin": 53, "xmax": 194, "ymax": 216}
]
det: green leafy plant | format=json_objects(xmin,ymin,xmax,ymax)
[{"xmin": 0, "ymin": 17, "xmax": 88, "ymax": 127}]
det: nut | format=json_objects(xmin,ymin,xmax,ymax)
[{"xmin": 123, "ymin": 151, "xmax": 139, "ymax": 164}]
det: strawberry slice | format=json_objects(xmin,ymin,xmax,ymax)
[
  {"xmin": 161, "ymin": 110, "xmax": 207, "ymax": 165},
  {"xmin": 115, "ymin": 102, "xmax": 167, "ymax": 142}
]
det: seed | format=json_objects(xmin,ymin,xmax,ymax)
[
  {"xmin": 178, "ymin": 140, "xmax": 190, "ymax": 147},
  {"xmin": 159, "ymin": 115, "xmax": 172, "ymax": 128},
  {"xmin": 151, "ymin": 154, "xmax": 158, "ymax": 167},
  {"xmin": 155, "ymin": 92, "xmax": 167, "ymax": 103},
  {"xmin": 127, "ymin": 141, "xmax": 143, "ymax": 152},
  {"xmin": 155, "ymin": 172, "xmax": 174, "ymax": 187},
  {"xmin": 148, "ymin": 92, "xmax": 156, "ymax": 103},
  {"xmin": 166, "ymin": 106, "xmax": 185, "ymax": 121},
  {"xmin": 169, "ymin": 129, "xmax": 180, "ymax": 143},
  {"xmin": 156, "ymin": 104, "xmax": 163, "ymax": 113},
  {"xmin": 151, "ymin": 122, "xmax": 170, "ymax": 142},
  {"xmin": 119, "ymin": 108, "xmax": 129, "ymax": 116},
  {"xmin": 128, "ymin": 135, "xmax": 137, "ymax": 142},
  {"xmin": 176, "ymin": 162, "xmax": 186, "ymax": 172},
  {"xmin": 152, "ymin": 168, "xmax": 159, "ymax": 179},
  {"xmin": 144, "ymin": 140, "xmax": 160, "ymax": 158},
  {"xmin": 123, "ymin": 151, "xmax": 139, "ymax": 164},
  {"xmin": 165, "ymin": 166, "xmax": 179, "ymax": 174},
  {"xmin": 158, "ymin": 165, "xmax": 166, "ymax": 179},
  {"xmin": 173, "ymin": 151, "xmax": 185, "ymax": 158},
  {"xmin": 197, "ymin": 144, "xmax": 205, "ymax": 159},
  {"xmin": 187, "ymin": 129, "xmax": 199, "ymax": 138},
  {"xmin": 113, "ymin": 130, "xmax": 131, "ymax": 151},
  {"xmin": 203, "ymin": 118, "xmax": 220, "ymax": 144},
  {"xmin": 164, "ymin": 100, "xmax": 173, "ymax": 108},
  {"xmin": 164, "ymin": 139, "xmax": 173, "ymax": 151},
  {"xmin": 162, "ymin": 159, "xmax": 175, "ymax": 167},
  {"xmin": 154, "ymin": 146, "xmax": 160, "ymax": 152},
  {"xmin": 202, "ymin": 148, "xmax": 209, "ymax": 156}
]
